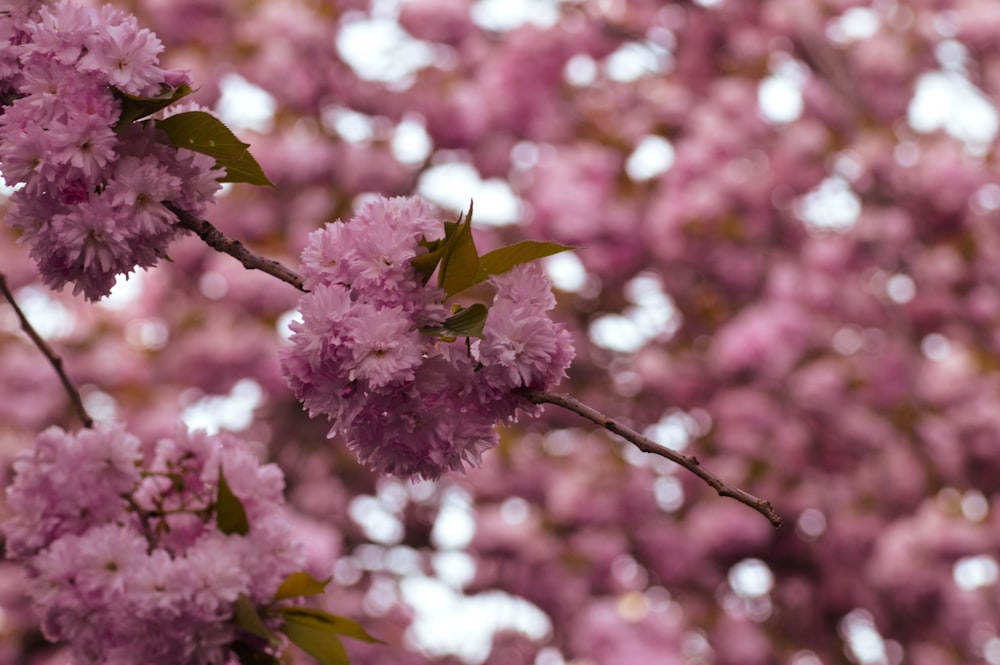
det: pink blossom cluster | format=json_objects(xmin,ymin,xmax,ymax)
[
  {"xmin": 4, "ymin": 423, "xmax": 304, "ymax": 665},
  {"xmin": 281, "ymin": 195, "xmax": 574, "ymax": 480},
  {"xmin": 0, "ymin": 1, "xmax": 220, "ymax": 301}
]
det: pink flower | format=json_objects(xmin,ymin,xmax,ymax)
[
  {"xmin": 282, "ymin": 196, "xmax": 574, "ymax": 480},
  {"xmin": 79, "ymin": 9, "xmax": 165, "ymax": 96}
]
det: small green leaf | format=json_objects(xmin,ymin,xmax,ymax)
[
  {"xmin": 274, "ymin": 571, "xmax": 331, "ymax": 601},
  {"xmin": 216, "ymin": 467, "xmax": 249, "ymax": 536},
  {"xmin": 280, "ymin": 607, "xmax": 386, "ymax": 645},
  {"xmin": 155, "ymin": 111, "xmax": 275, "ymax": 188},
  {"xmin": 413, "ymin": 238, "xmax": 446, "ymax": 284},
  {"xmin": 471, "ymin": 241, "xmax": 573, "ymax": 286},
  {"xmin": 233, "ymin": 594, "xmax": 279, "ymax": 645},
  {"xmin": 156, "ymin": 111, "xmax": 249, "ymax": 160},
  {"xmin": 114, "ymin": 84, "xmax": 193, "ymax": 129},
  {"xmin": 281, "ymin": 615, "xmax": 351, "ymax": 665},
  {"xmin": 412, "ymin": 219, "xmax": 461, "ymax": 285},
  {"xmin": 439, "ymin": 204, "xmax": 480, "ymax": 297},
  {"xmin": 216, "ymin": 147, "xmax": 277, "ymax": 188},
  {"xmin": 437, "ymin": 303, "xmax": 488, "ymax": 338}
]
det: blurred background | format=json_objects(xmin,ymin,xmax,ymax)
[{"xmin": 4, "ymin": 0, "xmax": 1000, "ymax": 663}]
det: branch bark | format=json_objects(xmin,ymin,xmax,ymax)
[
  {"xmin": 165, "ymin": 202, "xmax": 307, "ymax": 292},
  {"xmin": 0, "ymin": 273, "xmax": 94, "ymax": 429},
  {"xmin": 519, "ymin": 388, "xmax": 783, "ymax": 527}
]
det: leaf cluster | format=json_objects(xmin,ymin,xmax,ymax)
[
  {"xmin": 113, "ymin": 85, "xmax": 275, "ymax": 187},
  {"xmin": 415, "ymin": 203, "xmax": 571, "ymax": 338},
  {"xmin": 216, "ymin": 471, "xmax": 382, "ymax": 665}
]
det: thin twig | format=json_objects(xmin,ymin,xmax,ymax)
[
  {"xmin": 164, "ymin": 201, "xmax": 307, "ymax": 292},
  {"xmin": 519, "ymin": 388, "xmax": 783, "ymax": 527},
  {"xmin": 124, "ymin": 494, "xmax": 158, "ymax": 552},
  {"xmin": 0, "ymin": 273, "xmax": 94, "ymax": 429}
]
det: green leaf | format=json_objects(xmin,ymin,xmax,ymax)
[
  {"xmin": 113, "ymin": 84, "xmax": 193, "ymax": 129},
  {"xmin": 436, "ymin": 304, "xmax": 488, "ymax": 338},
  {"xmin": 155, "ymin": 111, "xmax": 275, "ymax": 188},
  {"xmin": 216, "ymin": 467, "xmax": 249, "ymax": 536},
  {"xmin": 471, "ymin": 241, "xmax": 573, "ymax": 286},
  {"xmin": 281, "ymin": 615, "xmax": 351, "ymax": 665},
  {"xmin": 233, "ymin": 594, "xmax": 280, "ymax": 645},
  {"xmin": 280, "ymin": 607, "xmax": 385, "ymax": 645},
  {"xmin": 438, "ymin": 203, "xmax": 480, "ymax": 297},
  {"xmin": 216, "ymin": 147, "xmax": 277, "ymax": 188},
  {"xmin": 274, "ymin": 571, "xmax": 331, "ymax": 601},
  {"xmin": 412, "ymin": 219, "xmax": 460, "ymax": 285}
]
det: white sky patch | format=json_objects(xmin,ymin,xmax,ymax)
[
  {"xmin": 797, "ymin": 176, "xmax": 861, "ymax": 232},
  {"xmin": 10, "ymin": 287, "xmax": 75, "ymax": 340},
  {"xmin": 500, "ymin": 496, "xmax": 529, "ymax": 525},
  {"xmin": 199, "ymin": 272, "xmax": 228, "ymax": 300},
  {"xmin": 543, "ymin": 251, "xmax": 587, "ymax": 292},
  {"xmin": 0, "ymin": 172, "xmax": 21, "ymax": 197},
  {"xmin": 986, "ymin": 637, "xmax": 1000, "ymax": 665},
  {"xmin": 792, "ymin": 652, "xmax": 825, "ymax": 665},
  {"xmin": 124, "ymin": 317, "xmax": 169, "ymax": 351},
  {"xmin": 921, "ymin": 333, "xmax": 950, "ymax": 361},
  {"xmin": 470, "ymin": 0, "xmax": 559, "ymax": 31},
  {"xmin": 337, "ymin": 17, "xmax": 436, "ymax": 84},
  {"xmin": 626, "ymin": 135, "xmax": 675, "ymax": 181},
  {"xmin": 418, "ymin": 162, "xmax": 521, "ymax": 225},
  {"xmin": 433, "ymin": 550, "xmax": 476, "ymax": 589},
  {"xmin": 401, "ymin": 577, "xmax": 551, "ymax": 665},
  {"xmin": 728, "ymin": 558, "xmax": 775, "ymax": 598},
  {"xmin": 954, "ymin": 555, "xmax": 999, "ymax": 590},
  {"xmin": 644, "ymin": 411, "xmax": 695, "ymax": 452},
  {"xmin": 322, "ymin": 107, "xmax": 375, "ymax": 143},
  {"xmin": 758, "ymin": 75, "xmax": 803, "ymax": 124},
  {"xmin": 83, "ymin": 389, "xmax": 117, "ymax": 422},
  {"xmin": 963, "ymin": 490, "xmax": 989, "ymax": 522},
  {"xmin": 564, "ymin": 53, "xmax": 597, "ymax": 87},
  {"xmin": 974, "ymin": 183, "xmax": 1000, "ymax": 211},
  {"xmin": 826, "ymin": 7, "xmax": 880, "ymax": 44},
  {"xmin": 276, "ymin": 309, "xmax": 301, "ymax": 343},
  {"xmin": 431, "ymin": 487, "xmax": 476, "ymax": 549},
  {"xmin": 653, "ymin": 476, "xmax": 684, "ymax": 511},
  {"xmin": 604, "ymin": 41, "xmax": 671, "ymax": 82},
  {"xmin": 797, "ymin": 508, "xmax": 827, "ymax": 540},
  {"xmin": 885, "ymin": 274, "xmax": 915, "ymax": 303},
  {"xmin": 215, "ymin": 73, "xmax": 276, "ymax": 133},
  {"xmin": 393, "ymin": 117, "xmax": 433, "ymax": 164},
  {"xmin": 908, "ymin": 71, "xmax": 999, "ymax": 152},
  {"xmin": 180, "ymin": 378, "xmax": 262, "ymax": 433},
  {"xmin": 350, "ymin": 495, "xmax": 405, "ymax": 545},
  {"xmin": 839, "ymin": 609, "xmax": 890, "ymax": 665},
  {"xmin": 589, "ymin": 273, "xmax": 680, "ymax": 352},
  {"xmin": 833, "ymin": 326, "xmax": 864, "ymax": 356},
  {"xmin": 99, "ymin": 272, "xmax": 145, "ymax": 311}
]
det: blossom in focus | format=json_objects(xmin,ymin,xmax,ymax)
[
  {"xmin": 281, "ymin": 195, "xmax": 575, "ymax": 480},
  {"xmin": 0, "ymin": 1, "xmax": 220, "ymax": 301}
]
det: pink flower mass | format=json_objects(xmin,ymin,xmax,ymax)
[
  {"xmin": 5, "ymin": 423, "xmax": 304, "ymax": 665},
  {"xmin": 0, "ymin": 1, "xmax": 219, "ymax": 301},
  {"xmin": 281, "ymin": 195, "xmax": 574, "ymax": 480},
  {"xmin": 4, "ymin": 0, "xmax": 1000, "ymax": 664}
]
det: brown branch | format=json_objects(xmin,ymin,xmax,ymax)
[
  {"xmin": 0, "ymin": 273, "xmax": 94, "ymax": 429},
  {"xmin": 519, "ymin": 389, "xmax": 783, "ymax": 527},
  {"xmin": 124, "ymin": 494, "xmax": 158, "ymax": 552},
  {"xmin": 164, "ymin": 202, "xmax": 307, "ymax": 292}
]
